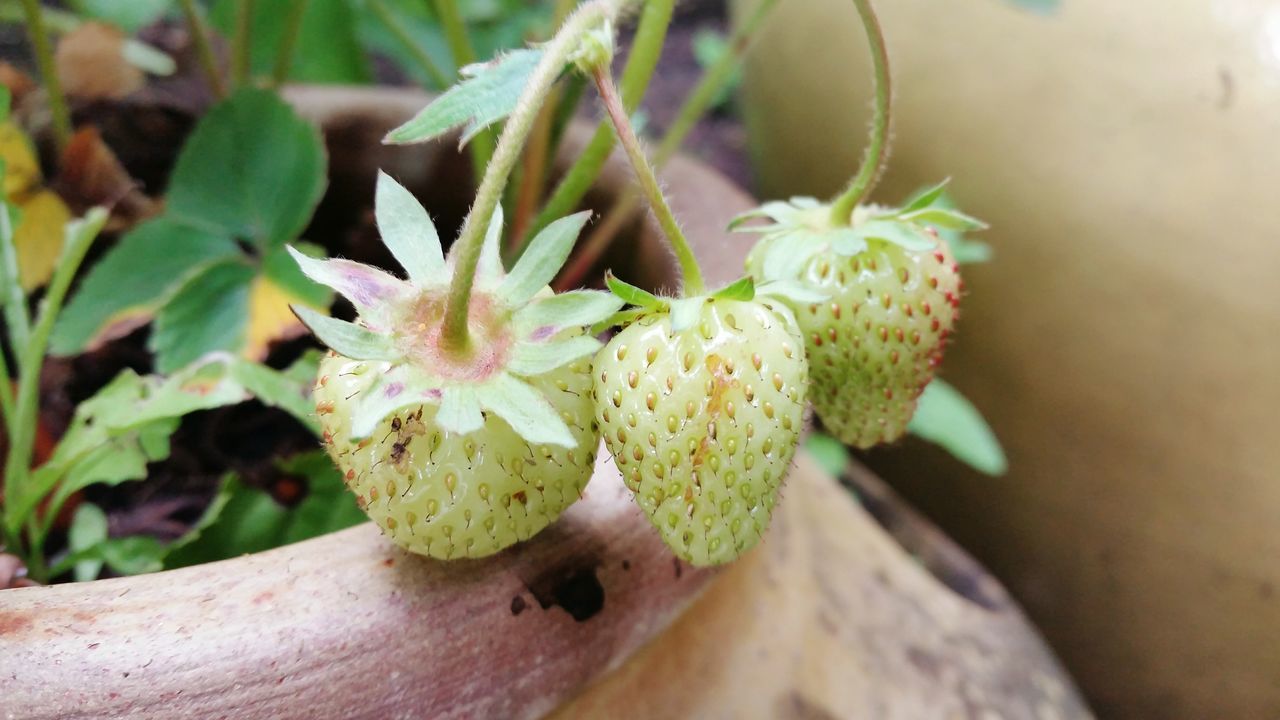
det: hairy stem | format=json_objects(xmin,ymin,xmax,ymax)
[
  {"xmin": 441, "ymin": 0, "xmax": 628, "ymax": 351},
  {"xmin": 231, "ymin": 0, "xmax": 253, "ymax": 86},
  {"xmin": 178, "ymin": 0, "xmax": 226, "ymax": 99},
  {"xmin": 19, "ymin": 0, "xmax": 71, "ymax": 151},
  {"xmin": 557, "ymin": 0, "xmax": 779, "ymax": 291},
  {"xmin": 521, "ymin": 0, "xmax": 674, "ymax": 246},
  {"xmin": 829, "ymin": 0, "xmax": 891, "ymax": 225},
  {"xmin": 592, "ymin": 67, "xmax": 704, "ymax": 296},
  {"xmin": 271, "ymin": 0, "xmax": 312, "ymax": 87},
  {"xmin": 433, "ymin": 0, "xmax": 495, "ymax": 183}
]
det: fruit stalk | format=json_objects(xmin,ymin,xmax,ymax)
[
  {"xmin": 590, "ymin": 65, "xmax": 705, "ymax": 296},
  {"xmin": 177, "ymin": 0, "xmax": 227, "ymax": 99},
  {"xmin": 829, "ymin": 0, "xmax": 892, "ymax": 225},
  {"xmin": 441, "ymin": 0, "xmax": 630, "ymax": 351},
  {"xmin": 18, "ymin": 0, "xmax": 71, "ymax": 151}
]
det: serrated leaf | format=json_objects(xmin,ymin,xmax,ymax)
[
  {"xmin": 292, "ymin": 306, "xmax": 399, "ymax": 361},
  {"xmin": 166, "ymin": 87, "xmax": 327, "ymax": 249},
  {"xmin": 67, "ymin": 503, "xmax": 108, "ymax": 582},
  {"xmin": 349, "ymin": 365, "xmax": 441, "ymax": 438},
  {"xmin": 436, "ymin": 386, "xmax": 484, "ymax": 436},
  {"xmin": 501, "ymin": 211, "xmax": 590, "ymax": 305},
  {"xmin": 711, "ymin": 276, "xmax": 755, "ymax": 302},
  {"xmin": 384, "ymin": 48, "xmax": 545, "ymax": 145},
  {"xmin": 899, "ymin": 178, "xmax": 951, "ymax": 213},
  {"xmin": 374, "ymin": 171, "xmax": 445, "ymax": 285},
  {"xmin": 909, "ymin": 379, "xmax": 1008, "ymax": 476},
  {"xmin": 150, "ymin": 261, "xmax": 255, "ymax": 373},
  {"xmin": 475, "ymin": 374, "xmax": 575, "ymax": 447},
  {"xmin": 285, "ymin": 245, "xmax": 405, "ymax": 326},
  {"xmin": 899, "ymin": 208, "xmax": 989, "ymax": 232},
  {"xmin": 508, "ymin": 335, "xmax": 600, "ymax": 377},
  {"xmin": 51, "ymin": 217, "xmax": 241, "ymax": 355},
  {"xmin": 669, "ymin": 297, "xmax": 704, "ymax": 333},
  {"xmin": 853, "ymin": 220, "xmax": 937, "ymax": 252},
  {"xmin": 514, "ymin": 290, "xmax": 623, "ymax": 336},
  {"xmin": 606, "ymin": 272, "xmax": 662, "ymax": 309},
  {"xmin": 164, "ymin": 451, "xmax": 366, "ymax": 569}
]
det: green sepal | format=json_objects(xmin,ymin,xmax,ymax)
[
  {"xmin": 514, "ymin": 290, "xmax": 624, "ymax": 336},
  {"xmin": 474, "ymin": 374, "xmax": 576, "ymax": 448},
  {"xmin": 758, "ymin": 280, "xmax": 828, "ymax": 305},
  {"xmin": 349, "ymin": 365, "xmax": 442, "ymax": 439},
  {"xmin": 899, "ymin": 178, "xmax": 952, "ymax": 214},
  {"xmin": 500, "ymin": 211, "xmax": 591, "ymax": 306},
  {"xmin": 374, "ymin": 171, "xmax": 446, "ymax": 285},
  {"xmin": 710, "ymin": 276, "xmax": 756, "ymax": 302},
  {"xmin": 592, "ymin": 308, "xmax": 646, "ymax": 335},
  {"xmin": 508, "ymin": 335, "xmax": 601, "ymax": 377},
  {"xmin": 605, "ymin": 272, "xmax": 663, "ymax": 309},
  {"xmin": 291, "ymin": 306, "xmax": 399, "ymax": 361},
  {"xmin": 474, "ymin": 206, "xmax": 506, "ymax": 283},
  {"xmin": 899, "ymin": 207, "xmax": 989, "ymax": 232},
  {"xmin": 668, "ymin": 297, "xmax": 704, "ymax": 333},
  {"xmin": 436, "ymin": 386, "xmax": 484, "ymax": 436},
  {"xmin": 384, "ymin": 48, "xmax": 546, "ymax": 146},
  {"xmin": 286, "ymin": 245, "xmax": 409, "ymax": 325}
]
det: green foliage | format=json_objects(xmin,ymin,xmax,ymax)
[
  {"xmin": 52, "ymin": 88, "xmax": 331, "ymax": 372},
  {"xmin": 210, "ymin": 0, "xmax": 371, "ymax": 84},
  {"xmin": 908, "ymin": 379, "xmax": 1008, "ymax": 476},
  {"xmin": 165, "ymin": 451, "xmax": 366, "ymax": 568},
  {"xmin": 67, "ymin": 0, "xmax": 173, "ymax": 32},
  {"xmin": 691, "ymin": 29, "xmax": 740, "ymax": 109},
  {"xmin": 384, "ymin": 48, "xmax": 545, "ymax": 145}
]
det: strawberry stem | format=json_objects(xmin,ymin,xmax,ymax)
[
  {"xmin": 829, "ymin": 0, "xmax": 892, "ymax": 226},
  {"xmin": 591, "ymin": 65, "xmax": 706, "ymax": 297},
  {"xmin": 441, "ymin": 0, "xmax": 631, "ymax": 352}
]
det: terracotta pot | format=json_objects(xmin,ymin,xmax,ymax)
[
  {"xmin": 733, "ymin": 1, "xmax": 1280, "ymax": 716},
  {"xmin": 0, "ymin": 86, "xmax": 1088, "ymax": 719}
]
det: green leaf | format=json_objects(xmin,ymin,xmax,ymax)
[
  {"xmin": 500, "ymin": 211, "xmax": 590, "ymax": 305},
  {"xmin": 228, "ymin": 355, "xmax": 322, "ymax": 436},
  {"xmin": 514, "ymin": 290, "xmax": 624, "ymax": 336},
  {"xmin": 166, "ymin": 87, "xmax": 327, "ymax": 249},
  {"xmin": 606, "ymin": 272, "xmax": 662, "ymax": 309},
  {"xmin": 150, "ymin": 261, "xmax": 255, "ymax": 374},
  {"xmin": 908, "ymin": 379, "xmax": 1008, "ymax": 476},
  {"xmin": 292, "ymin": 306, "xmax": 399, "ymax": 361},
  {"xmin": 710, "ymin": 276, "xmax": 755, "ymax": 302},
  {"xmin": 508, "ymin": 335, "xmax": 600, "ymax": 377},
  {"xmin": 805, "ymin": 432, "xmax": 851, "ymax": 479},
  {"xmin": 374, "ymin": 171, "xmax": 444, "ymax": 285},
  {"xmin": 475, "ymin": 374, "xmax": 575, "ymax": 447},
  {"xmin": 384, "ymin": 48, "xmax": 545, "ymax": 145},
  {"xmin": 51, "ymin": 217, "xmax": 240, "ymax": 355},
  {"xmin": 67, "ymin": 503, "xmax": 108, "ymax": 582},
  {"xmin": 164, "ymin": 452, "xmax": 366, "ymax": 569},
  {"xmin": 70, "ymin": 0, "xmax": 173, "ymax": 32},
  {"xmin": 211, "ymin": 0, "xmax": 371, "ymax": 83}
]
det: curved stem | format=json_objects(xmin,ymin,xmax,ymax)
[
  {"xmin": 829, "ymin": 0, "xmax": 891, "ymax": 226},
  {"xmin": 592, "ymin": 67, "xmax": 704, "ymax": 296},
  {"xmin": 520, "ymin": 0, "xmax": 674, "ymax": 247},
  {"xmin": 271, "ymin": 0, "xmax": 312, "ymax": 88},
  {"xmin": 178, "ymin": 0, "xmax": 226, "ymax": 99},
  {"xmin": 440, "ymin": 0, "xmax": 627, "ymax": 351},
  {"xmin": 19, "ymin": 0, "xmax": 70, "ymax": 152}
]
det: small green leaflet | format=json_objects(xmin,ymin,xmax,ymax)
[
  {"xmin": 384, "ymin": 48, "xmax": 545, "ymax": 146},
  {"xmin": 66, "ymin": 503, "xmax": 108, "ymax": 582},
  {"xmin": 908, "ymin": 379, "xmax": 1008, "ymax": 476}
]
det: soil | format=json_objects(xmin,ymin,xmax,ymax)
[{"xmin": 0, "ymin": 2, "xmax": 744, "ymax": 583}]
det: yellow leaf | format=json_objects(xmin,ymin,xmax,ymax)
[
  {"xmin": 243, "ymin": 276, "xmax": 323, "ymax": 361},
  {"xmin": 0, "ymin": 121, "xmax": 41, "ymax": 197},
  {"xmin": 14, "ymin": 189, "xmax": 72, "ymax": 291}
]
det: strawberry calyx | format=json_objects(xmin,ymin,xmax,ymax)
[
  {"xmin": 290, "ymin": 172, "xmax": 623, "ymax": 448},
  {"xmin": 732, "ymin": 179, "xmax": 987, "ymax": 285}
]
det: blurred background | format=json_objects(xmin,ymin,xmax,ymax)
[{"xmin": 3, "ymin": 0, "xmax": 1277, "ymax": 717}]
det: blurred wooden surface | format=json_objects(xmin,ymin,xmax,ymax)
[{"xmin": 734, "ymin": 0, "xmax": 1280, "ymax": 716}]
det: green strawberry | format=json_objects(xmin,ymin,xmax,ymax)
[
  {"xmin": 593, "ymin": 277, "xmax": 809, "ymax": 566},
  {"xmin": 291, "ymin": 172, "xmax": 622, "ymax": 559},
  {"xmin": 736, "ymin": 182, "xmax": 983, "ymax": 449}
]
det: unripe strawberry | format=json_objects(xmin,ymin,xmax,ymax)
[
  {"xmin": 291, "ymin": 173, "xmax": 622, "ymax": 559},
  {"xmin": 736, "ymin": 185, "xmax": 981, "ymax": 449},
  {"xmin": 593, "ymin": 279, "xmax": 808, "ymax": 566}
]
